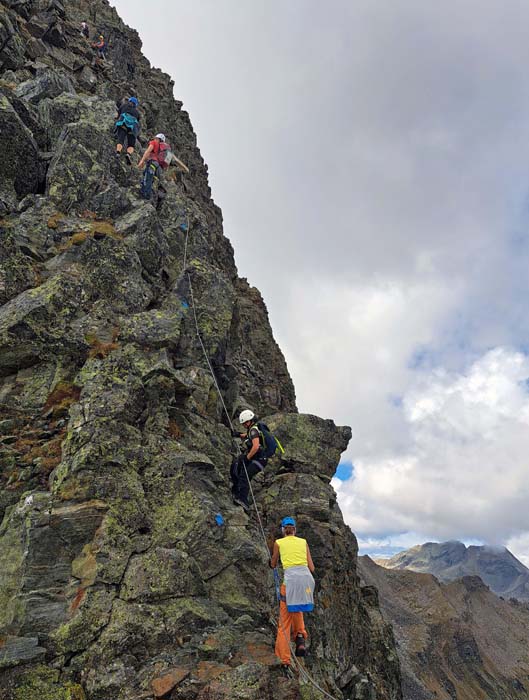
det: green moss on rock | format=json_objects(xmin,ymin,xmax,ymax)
[{"xmin": 14, "ymin": 665, "xmax": 85, "ymax": 700}]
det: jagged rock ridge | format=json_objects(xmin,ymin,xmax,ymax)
[
  {"xmin": 0, "ymin": 1, "xmax": 402, "ymax": 698},
  {"xmin": 377, "ymin": 540, "xmax": 529, "ymax": 602},
  {"xmin": 360, "ymin": 556, "xmax": 529, "ymax": 700}
]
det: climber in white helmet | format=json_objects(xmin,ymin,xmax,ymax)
[
  {"xmin": 138, "ymin": 133, "xmax": 171, "ymax": 200},
  {"xmin": 230, "ymin": 409, "xmax": 267, "ymax": 512}
]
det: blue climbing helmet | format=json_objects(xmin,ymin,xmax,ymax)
[
  {"xmin": 281, "ymin": 516, "xmax": 296, "ymax": 528},
  {"xmin": 128, "ymin": 96, "xmax": 138, "ymax": 106}
]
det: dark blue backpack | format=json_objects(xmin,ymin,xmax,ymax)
[{"xmin": 256, "ymin": 421, "xmax": 284, "ymax": 458}]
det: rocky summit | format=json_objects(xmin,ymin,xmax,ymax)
[
  {"xmin": 359, "ymin": 556, "xmax": 529, "ymax": 700},
  {"xmin": 0, "ymin": 1, "xmax": 402, "ymax": 698},
  {"xmin": 376, "ymin": 540, "xmax": 529, "ymax": 602}
]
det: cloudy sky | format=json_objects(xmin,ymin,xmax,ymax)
[{"xmin": 113, "ymin": 0, "xmax": 529, "ymax": 563}]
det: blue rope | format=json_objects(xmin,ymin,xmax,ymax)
[{"xmin": 273, "ymin": 567, "xmax": 281, "ymax": 602}]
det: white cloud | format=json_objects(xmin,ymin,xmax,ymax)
[
  {"xmin": 334, "ymin": 348, "xmax": 529, "ymax": 545},
  {"xmin": 281, "ymin": 274, "xmax": 463, "ymax": 460}
]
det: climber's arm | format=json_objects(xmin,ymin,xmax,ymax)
[
  {"xmin": 137, "ymin": 143, "xmax": 153, "ymax": 168},
  {"xmin": 307, "ymin": 544, "xmax": 315, "ymax": 573},
  {"xmin": 246, "ymin": 435, "xmax": 260, "ymax": 460},
  {"xmin": 270, "ymin": 541, "xmax": 280, "ymax": 569}
]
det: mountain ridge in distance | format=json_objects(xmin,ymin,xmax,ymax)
[{"xmin": 376, "ymin": 539, "xmax": 529, "ymax": 601}]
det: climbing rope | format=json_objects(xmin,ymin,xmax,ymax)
[
  {"xmin": 186, "ymin": 269, "xmax": 270, "ymax": 556},
  {"xmin": 183, "ymin": 231, "xmax": 342, "ymax": 700},
  {"xmin": 269, "ymin": 616, "xmax": 343, "ymax": 700},
  {"xmin": 182, "ymin": 214, "xmax": 190, "ymax": 271}
]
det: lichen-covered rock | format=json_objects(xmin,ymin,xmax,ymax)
[
  {"xmin": 0, "ymin": 0, "xmax": 402, "ymax": 698},
  {"xmin": 0, "ymin": 92, "xmax": 39, "ymax": 205},
  {"xmin": 0, "ymin": 9, "xmax": 26, "ymax": 70}
]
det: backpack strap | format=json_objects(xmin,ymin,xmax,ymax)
[{"xmin": 254, "ymin": 422, "xmax": 266, "ymax": 451}]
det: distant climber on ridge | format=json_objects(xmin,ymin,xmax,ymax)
[
  {"xmin": 138, "ymin": 133, "xmax": 172, "ymax": 200},
  {"xmin": 92, "ymin": 35, "xmax": 106, "ymax": 60},
  {"xmin": 80, "ymin": 21, "xmax": 89, "ymax": 39},
  {"xmin": 114, "ymin": 96, "xmax": 140, "ymax": 164},
  {"xmin": 270, "ymin": 517, "xmax": 315, "ymax": 668},
  {"xmin": 230, "ymin": 409, "xmax": 283, "ymax": 511}
]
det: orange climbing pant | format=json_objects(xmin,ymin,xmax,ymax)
[{"xmin": 275, "ymin": 584, "xmax": 308, "ymax": 665}]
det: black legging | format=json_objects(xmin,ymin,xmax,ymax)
[
  {"xmin": 230, "ymin": 455, "xmax": 266, "ymax": 506},
  {"xmin": 116, "ymin": 126, "xmax": 136, "ymax": 149}
]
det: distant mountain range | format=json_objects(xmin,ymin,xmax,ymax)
[
  {"xmin": 359, "ymin": 556, "xmax": 529, "ymax": 700},
  {"xmin": 375, "ymin": 540, "xmax": 529, "ymax": 601}
]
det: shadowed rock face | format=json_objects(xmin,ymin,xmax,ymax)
[
  {"xmin": 0, "ymin": 1, "xmax": 402, "ymax": 699},
  {"xmin": 359, "ymin": 556, "xmax": 529, "ymax": 700},
  {"xmin": 377, "ymin": 541, "xmax": 529, "ymax": 602}
]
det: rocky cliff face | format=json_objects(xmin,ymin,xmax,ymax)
[
  {"xmin": 360, "ymin": 556, "xmax": 529, "ymax": 700},
  {"xmin": 0, "ymin": 1, "xmax": 402, "ymax": 698},
  {"xmin": 377, "ymin": 541, "xmax": 529, "ymax": 602}
]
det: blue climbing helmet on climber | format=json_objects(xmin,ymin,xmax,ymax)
[{"xmin": 281, "ymin": 516, "xmax": 296, "ymax": 527}]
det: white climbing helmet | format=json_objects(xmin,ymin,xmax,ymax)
[
  {"xmin": 239, "ymin": 409, "xmax": 255, "ymax": 424},
  {"xmin": 155, "ymin": 133, "xmax": 166, "ymax": 142}
]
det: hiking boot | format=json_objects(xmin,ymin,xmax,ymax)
[
  {"xmin": 295, "ymin": 634, "xmax": 306, "ymax": 657},
  {"xmin": 280, "ymin": 664, "xmax": 291, "ymax": 678},
  {"xmin": 232, "ymin": 497, "xmax": 249, "ymax": 513}
]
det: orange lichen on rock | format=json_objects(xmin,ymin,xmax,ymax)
[
  {"xmin": 47, "ymin": 212, "xmax": 65, "ymax": 229},
  {"xmin": 44, "ymin": 382, "xmax": 82, "ymax": 414}
]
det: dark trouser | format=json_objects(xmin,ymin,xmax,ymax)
[
  {"xmin": 230, "ymin": 455, "xmax": 266, "ymax": 506},
  {"xmin": 140, "ymin": 160, "xmax": 161, "ymax": 199},
  {"xmin": 116, "ymin": 126, "xmax": 136, "ymax": 149}
]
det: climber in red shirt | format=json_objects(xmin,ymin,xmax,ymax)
[{"xmin": 138, "ymin": 133, "xmax": 171, "ymax": 200}]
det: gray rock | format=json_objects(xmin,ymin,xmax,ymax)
[
  {"xmin": 15, "ymin": 68, "xmax": 75, "ymax": 104},
  {"xmin": 0, "ymin": 11, "xmax": 25, "ymax": 70},
  {"xmin": 0, "ymin": 93, "xmax": 39, "ymax": 203},
  {"xmin": 0, "ymin": 636, "xmax": 46, "ymax": 668},
  {"xmin": 77, "ymin": 65, "xmax": 97, "ymax": 92}
]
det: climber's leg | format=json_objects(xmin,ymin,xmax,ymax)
[
  {"xmin": 140, "ymin": 162, "xmax": 156, "ymax": 199},
  {"xmin": 237, "ymin": 460, "xmax": 263, "ymax": 508},
  {"xmin": 126, "ymin": 132, "xmax": 136, "ymax": 153},
  {"xmin": 230, "ymin": 457, "xmax": 241, "ymax": 497},
  {"xmin": 116, "ymin": 126, "xmax": 127, "ymax": 153},
  {"xmin": 275, "ymin": 584, "xmax": 293, "ymax": 665},
  {"xmin": 291, "ymin": 610, "xmax": 307, "ymax": 641}
]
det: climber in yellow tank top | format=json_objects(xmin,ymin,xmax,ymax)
[
  {"xmin": 270, "ymin": 517, "xmax": 315, "ymax": 667},
  {"xmin": 276, "ymin": 533, "xmax": 309, "ymax": 570}
]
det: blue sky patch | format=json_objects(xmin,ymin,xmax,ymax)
[{"xmin": 334, "ymin": 461, "xmax": 354, "ymax": 481}]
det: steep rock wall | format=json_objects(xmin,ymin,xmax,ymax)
[{"xmin": 0, "ymin": 1, "xmax": 402, "ymax": 698}]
